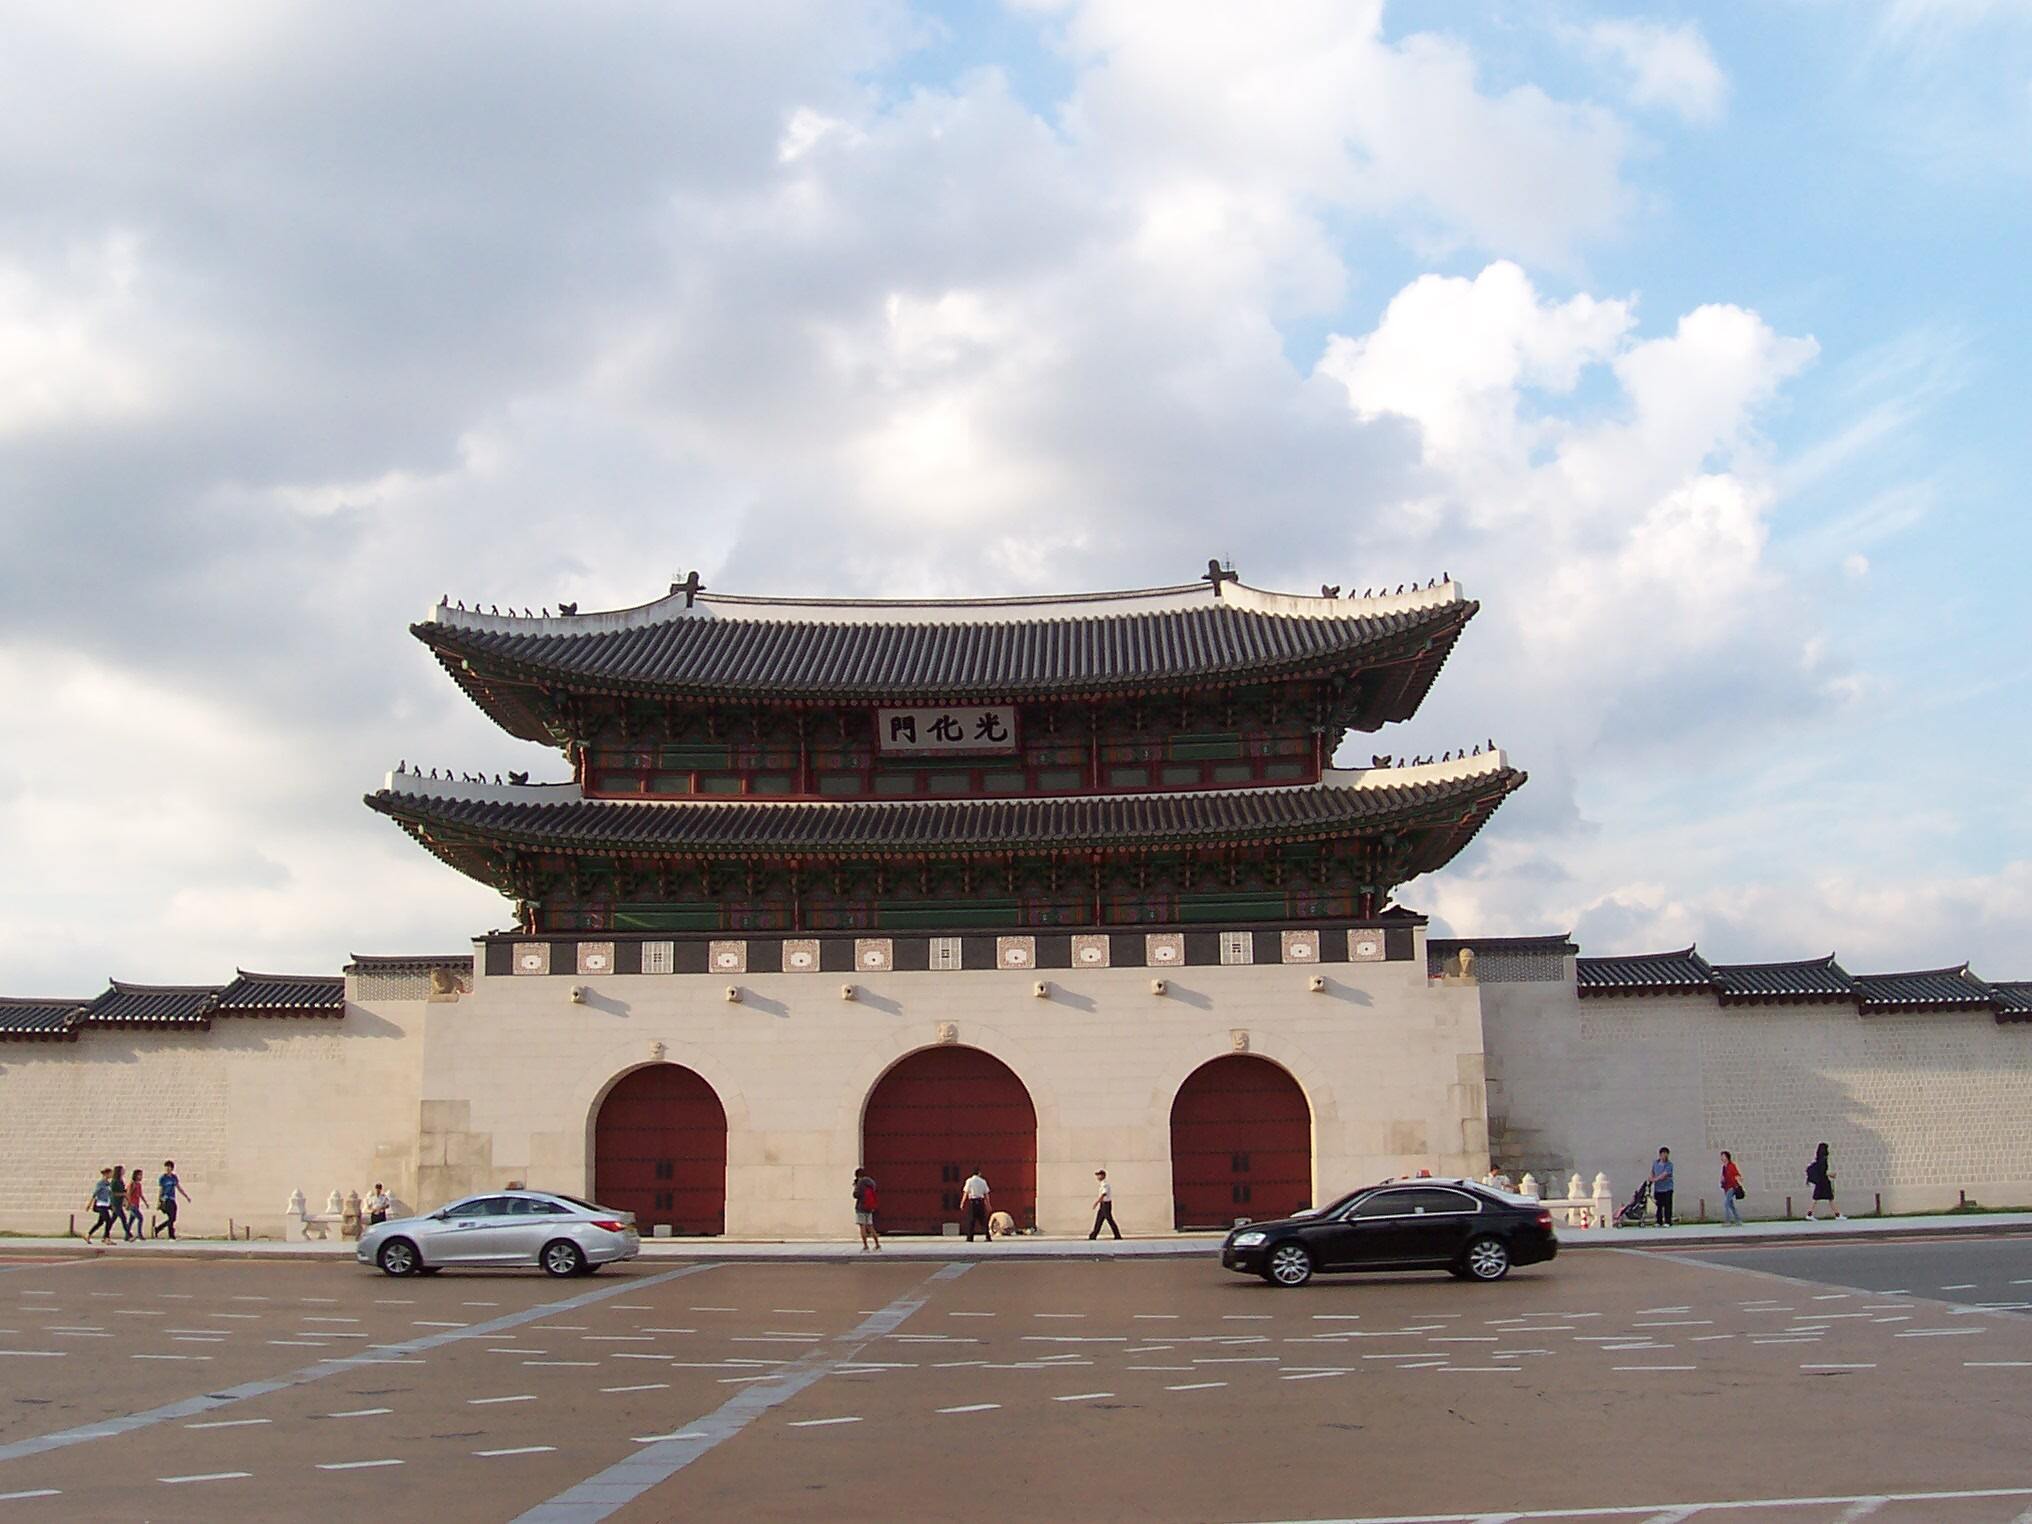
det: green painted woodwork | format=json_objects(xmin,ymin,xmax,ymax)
[
  {"xmin": 615, "ymin": 904, "xmax": 722, "ymax": 931},
  {"xmin": 1177, "ymin": 891, "xmax": 1289, "ymax": 922}
]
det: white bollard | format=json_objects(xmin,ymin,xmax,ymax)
[
  {"xmin": 284, "ymin": 1188, "xmax": 309, "ymax": 1243},
  {"xmin": 1593, "ymin": 1173, "xmax": 1614, "ymax": 1229},
  {"xmin": 1519, "ymin": 1172, "xmax": 1541, "ymax": 1201}
]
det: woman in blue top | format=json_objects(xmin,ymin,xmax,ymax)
[{"xmin": 1650, "ymin": 1147, "xmax": 1675, "ymax": 1227}]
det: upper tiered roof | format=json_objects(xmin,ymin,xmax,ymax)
[{"xmin": 415, "ymin": 570, "xmax": 1476, "ymax": 742}]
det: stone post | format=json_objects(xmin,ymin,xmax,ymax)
[{"xmin": 1592, "ymin": 1173, "xmax": 1614, "ymax": 1229}]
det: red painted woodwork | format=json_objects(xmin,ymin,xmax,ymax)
[
  {"xmin": 1170, "ymin": 1055, "xmax": 1312, "ymax": 1230},
  {"xmin": 593, "ymin": 1064, "xmax": 727, "ymax": 1236},
  {"xmin": 862, "ymin": 1047, "xmax": 1037, "ymax": 1235}
]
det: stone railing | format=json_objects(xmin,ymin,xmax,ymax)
[
  {"xmin": 284, "ymin": 1188, "xmax": 362, "ymax": 1242},
  {"xmin": 1484, "ymin": 1171, "xmax": 1615, "ymax": 1230}
]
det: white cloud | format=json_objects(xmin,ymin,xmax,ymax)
[
  {"xmin": 1581, "ymin": 20, "xmax": 1728, "ymax": 124},
  {"xmin": 0, "ymin": 2, "xmax": 2003, "ymax": 991}
]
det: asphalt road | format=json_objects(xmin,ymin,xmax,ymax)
[
  {"xmin": 1665, "ymin": 1232, "xmax": 2032, "ymax": 1310},
  {"xmin": 1, "ymin": 1235, "xmax": 2029, "ymax": 1522}
]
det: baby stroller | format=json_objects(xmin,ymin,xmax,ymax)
[{"xmin": 1616, "ymin": 1178, "xmax": 1653, "ymax": 1227}]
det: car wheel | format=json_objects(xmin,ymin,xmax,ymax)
[
  {"xmin": 1266, "ymin": 1242, "xmax": 1313, "ymax": 1287},
  {"xmin": 541, "ymin": 1238, "xmax": 588, "ymax": 1278},
  {"xmin": 1463, "ymin": 1235, "xmax": 1511, "ymax": 1282},
  {"xmin": 377, "ymin": 1238, "xmax": 421, "ymax": 1277}
]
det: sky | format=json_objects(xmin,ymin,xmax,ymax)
[{"xmin": 2, "ymin": 0, "xmax": 2029, "ymax": 993}]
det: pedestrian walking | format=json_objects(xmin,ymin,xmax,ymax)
[
  {"xmin": 1088, "ymin": 1169, "xmax": 1121, "ymax": 1240},
  {"xmin": 125, "ymin": 1163, "xmax": 150, "ymax": 1239},
  {"xmin": 852, "ymin": 1168, "xmax": 882, "ymax": 1251},
  {"xmin": 365, "ymin": 1183, "xmax": 392, "ymax": 1226},
  {"xmin": 1650, "ymin": 1147, "xmax": 1675, "ymax": 1227},
  {"xmin": 84, "ymin": 1168, "xmax": 118, "ymax": 1242},
  {"xmin": 961, "ymin": 1168, "xmax": 993, "ymax": 1241},
  {"xmin": 108, "ymin": 1166, "xmax": 130, "ymax": 1240},
  {"xmin": 155, "ymin": 1160, "xmax": 191, "ymax": 1240},
  {"xmin": 1804, "ymin": 1142, "xmax": 1842, "ymax": 1220},
  {"xmin": 1720, "ymin": 1150, "xmax": 1743, "ymax": 1226}
]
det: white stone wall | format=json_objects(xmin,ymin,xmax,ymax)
[
  {"xmin": 0, "ymin": 997, "xmax": 430, "ymax": 1237},
  {"xmin": 418, "ymin": 940, "xmax": 1491, "ymax": 1237},
  {"xmin": 1481, "ymin": 981, "xmax": 2032, "ymax": 1215}
]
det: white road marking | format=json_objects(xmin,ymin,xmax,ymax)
[
  {"xmin": 524, "ymin": 1360, "xmax": 600, "ymax": 1367},
  {"xmin": 477, "ymin": 1446, "xmax": 556, "ymax": 1457},
  {"xmin": 1637, "ymin": 1305, "xmax": 1692, "ymax": 1314},
  {"xmin": 1166, "ymin": 1381, "xmax": 1227, "ymax": 1390},
  {"xmin": 1941, "ymin": 1283, "xmax": 1978, "ymax": 1290},
  {"xmin": 324, "ymin": 1407, "xmax": 394, "ymax": 1419},
  {"xmin": 186, "ymin": 1418, "xmax": 273, "ymax": 1430},
  {"xmin": 787, "ymin": 1417, "xmax": 862, "ymax": 1428},
  {"xmin": 1282, "ymin": 1370, "xmax": 1349, "ymax": 1381},
  {"xmin": 374, "ymin": 1299, "xmax": 416, "ymax": 1305},
  {"xmin": 0, "ymin": 1351, "xmax": 67, "ymax": 1358},
  {"xmin": 772, "ymin": 1307, "xmax": 817, "ymax": 1314},
  {"xmin": 413, "ymin": 1320, "xmax": 469, "ymax": 1329},
  {"xmin": 949, "ymin": 1312, "xmax": 996, "ymax": 1318},
  {"xmin": 1133, "ymin": 1314, "xmax": 1179, "ymax": 1319},
  {"xmin": 1613, "ymin": 1366, "xmax": 1696, "ymax": 1372},
  {"xmin": 1803, "ymin": 1363, "xmax": 1876, "ymax": 1371},
  {"xmin": 1053, "ymin": 1392, "xmax": 1114, "ymax": 1401},
  {"xmin": 1831, "ymin": 1500, "xmax": 1888, "ymax": 1522},
  {"xmin": 466, "ymin": 1301, "xmax": 504, "ymax": 1307},
  {"xmin": 642, "ymin": 1327, "xmax": 695, "ymax": 1334},
  {"xmin": 132, "ymin": 1354, "xmax": 209, "ymax": 1361},
  {"xmin": 1222, "ymin": 1314, "xmax": 1272, "ymax": 1321},
  {"xmin": 1967, "ymin": 1360, "xmax": 2032, "ymax": 1368},
  {"xmin": 690, "ymin": 1306, "xmax": 738, "ymax": 1312},
  {"xmin": 0, "ymin": 1490, "xmax": 61, "ymax": 1501},
  {"xmin": 632, "ymin": 1431, "xmax": 710, "ymax": 1443},
  {"xmin": 1127, "ymin": 1365, "xmax": 1195, "ymax": 1371},
  {"xmin": 469, "ymin": 1394, "xmax": 537, "ymax": 1405},
  {"xmin": 317, "ymin": 1459, "xmax": 403, "ymax": 1470},
  {"xmin": 160, "ymin": 1472, "xmax": 250, "ymax": 1485},
  {"xmin": 303, "ymin": 1316, "xmax": 360, "ymax": 1324},
  {"xmin": 939, "ymin": 1403, "xmax": 1002, "ymax": 1413},
  {"xmin": 1896, "ymin": 1328, "xmax": 1983, "ymax": 1337},
  {"xmin": 600, "ymin": 1382, "xmax": 670, "ymax": 1393}
]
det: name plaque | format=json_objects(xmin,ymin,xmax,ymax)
[{"xmin": 876, "ymin": 705, "xmax": 1019, "ymax": 756}]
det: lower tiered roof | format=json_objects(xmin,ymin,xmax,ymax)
[
  {"xmin": 366, "ymin": 753, "xmax": 1525, "ymax": 882},
  {"xmin": 1573, "ymin": 946, "xmax": 2029, "ymax": 1021}
]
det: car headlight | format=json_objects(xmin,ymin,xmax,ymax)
[{"xmin": 1231, "ymin": 1231, "xmax": 1268, "ymax": 1247}]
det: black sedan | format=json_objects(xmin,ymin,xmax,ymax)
[{"xmin": 1220, "ymin": 1179, "xmax": 1558, "ymax": 1287}]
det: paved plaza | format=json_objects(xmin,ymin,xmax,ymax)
[{"xmin": 2, "ymin": 1233, "xmax": 2029, "ymax": 1522}]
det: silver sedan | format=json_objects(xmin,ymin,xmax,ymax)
[{"xmin": 357, "ymin": 1190, "xmax": 641, "ymax": 1277}]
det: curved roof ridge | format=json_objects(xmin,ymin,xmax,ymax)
[
  {"xmin": 102, "ymin": 978, "xmax": 224, "ymax": 995},
  {"xmin": 1711, "ymin": 951, "xmax": 1843, "ymax": 969},
  {"xmin": 423, "ymin": 573, "xmax": 1467, "ymax": 636},
  {"xmin": 1854, "ymin": 961, "xmax": 1974, "ymax": 980},
  {"xmin": 380, "ymin": 750, "xmax": 1515, "ymax": 811}
]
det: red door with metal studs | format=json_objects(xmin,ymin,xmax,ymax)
[
  {"xmin": 862, "ymin": 1047, "xmax": 1038, "ymax": 1235},
  {"xmin": 1170, "ymin": 1054, "xmax": 1312, "ymax": 1229},
  {"xmin": 593, "ymin": 1063, "xmax": 728, "ymax": 1236}
]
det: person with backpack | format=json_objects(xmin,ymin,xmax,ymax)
[
  {"xmin": 1720, "ymin": 1150, "xmax": 1744, "ymax": 1226},
  {"xmin": 1804, "ymin": 1142, "xmax": 1842, "ymax": 1220},
  {"xmin": 852, "ymin": 1167, "xmax": 881, "ymax": 1251}
]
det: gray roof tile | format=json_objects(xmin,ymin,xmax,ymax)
[
  {"xmin": 84, "ymin": 982, "xmax": 221, "ymax": 1026},
  {"xmin": 1711, "ymin": 955, "xmax": 1855, "ymax": 1004},
  {"xmin": 1576, "ymin": 947, "xmax": 1715, "ymax": 995},
  {"xmin": 1852, "ymin": 965, "xmax": 1995, "ymax": 1012},
  {"xmin": 0, "ymin": 997, "xmax": 87, "ymax": 1039},
  {"xmin": 212, "ymin": 972, "xmax": 344, "ymax": 1014}
]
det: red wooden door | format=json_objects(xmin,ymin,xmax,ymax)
[
  {"xmin": 1170, "ymin": 1055, "xmax": 1311, "ymax": 1229},
  {"xmin": 862, "ymin": 1047, "xmax": 1036, "ymax": 1235},
  {"xmin": 594, "ymin": 1064, "xmax": 727, "ymax": 1235}
]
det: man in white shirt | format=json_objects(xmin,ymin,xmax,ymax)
[
  {"xmin": 961, "ymin": 1170, "xmax": 993, "ymax": 1242},
  {"xmin": 1088, "ymin": 1169, "xmax": 1120, "ymax": 1240},
  {"xmin": 364, "ymin": 1184, "xmax": 393, "ymax": 1226}
]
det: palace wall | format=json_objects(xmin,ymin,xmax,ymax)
[
  {"xmin": 422, "ymin": 937, "xmax": 1491, "ymax": 1237},
  {"xmin": 0, "ymin": 994, "xmax": 430, "ymax": 1236},
  {"xmin": 1480, "ymin": 975, "xmax": 2032, "ymax": 1215}
]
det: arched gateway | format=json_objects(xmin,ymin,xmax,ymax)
[
  {"xmin": 593, "ymin": 1063, "xmax": 728, "ymax": 1236},
  {"xmin": 1170, "ymin": 1055, "xmax": 1312, "ymax": 1229},
  {"xmin": 863, "ymin": 1047, "xmax": 1037, "ymax": 1234}
]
